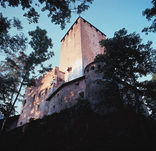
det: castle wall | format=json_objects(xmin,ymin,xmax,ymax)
[
  {"xmin": 17, "ymin": 67, "xmax": 65, "ymax": 126},
  {"xmin": 59, "ymin": 18, "xmax": 83, "ymax": 81},
  {"xmin": 17, "ymin": 75, "xmax": 85, "ymax": 127},
  {"xmin": 17, "ymin": 17, "xmax": 108, "ymax": 127},
  {"xmin": 85, "ymin": 62, "xmax": 122, "ymax": 114},
  {"xmin": 80, "ymin": 19, "xmax": 106, "ymax": 69},
  {"xmin": 47, "ymin": 76, "xmax": 85, "ymax": 115},
  {"xmin": 17, "ymin": 61, "xmax": 149, "ymax": 127}
]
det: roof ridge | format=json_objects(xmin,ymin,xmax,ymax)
[{"xmin": 61, "ymin": 17, "xmax": 106, "ymax": 42}]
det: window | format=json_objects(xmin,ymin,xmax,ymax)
[
  {"xmin": 79, "ymin": 91, "xmax": 84, "ymax": 98},
  {"xmin": 75, "ymin": 82, "xmax": 79, "ymax": 86},
  {"xmin": 45, "ymin": 88, "xmax": 48, "ymax": 95},
  {"xmin": 97, "ymin": 64, "xmax": 101, "ymax": 70},
  {"xmin": 67, "ymin": 67, "xmax": 72, "ymax": 72},
  {"xmin": 33, "ymin": 95, "xmax": 36, "ymax": 100},
  {"xmin": 23, "ymin": 99, "xmax": 26, "ymax": 106},
  {"xmin": 91, "ymin": 66, "xmax": 94, "ymax": 70},
  {"xmin": 39, "ymin": 91, "xmax": 41, "ymax": 97}
]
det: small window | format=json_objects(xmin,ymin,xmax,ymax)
[
  {"xmin": 97, "ymin": 64, "xmax": 101, "ymax": 69},
  {"xmin": 39, "ymin": 91, "xmax": 41, "ymax": 97},
  {"xmin": 23, "ymin": 99, "xmax": 26, "ymax": 106},
  {"xmin": 29, "ymin": 118, "xmax": 34, "ymax": 122},
  {"xmin": 91, "ymin": 66, "xmax": 94, "ymax": 70},
  {"xmin": 45, "ymin": 88, "xmax": 48, "ymax": 95},
  {"xmin": 75, "ymin": 82, "xmax": 79, "ymax": 86},
  {"xmin": 33, "ymin": 95, "xmax": 36, "ymax": 100},
  {"xmin": 79, "ymin": 92, "xmax": 84, "ymax": 98},
  {"xmin": 67, "ymin": 67, "xmax": 72, "ymax": 72},
  {"xmin": 53, "ymin": 105, "xmax": 55, "ymax": 109}
]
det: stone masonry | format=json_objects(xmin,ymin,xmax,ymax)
[{"xmin": 17, "ymin": 17, "xmax": 106, "ymax": 126}]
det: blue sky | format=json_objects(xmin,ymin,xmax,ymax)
[
  {"xmin": 1, "ymin": 0, "xmax": 155, "ymax": 67},
  {"xmin": 1, "ymin": 0, "xmax": 156, "ymax": 113}
]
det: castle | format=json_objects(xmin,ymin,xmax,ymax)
[
  {"xmin": 16, "ymin": 17, "xmax": 149, "ymax": 127},
  {"xmin": 17, "ymin": 17, "xmax": 107, "ymax": 126}
]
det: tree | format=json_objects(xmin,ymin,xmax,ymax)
[
  {"xmin": 142, "ymin": 0, "xmax": 156, "ymax": 117},
  {"xmin": 152, "ymin": 73, "xmax": 156, "ymax": 80},
  {"xmin": 142, "ymin": 0, "xmax": 156, "ymax": 33},
  {"xmin": 0, "ymin": 13, "xmax": 27, "ymax": 119},
  {"xmin": 0, "ymin": 24, "xmax": 53, "ymax": 130},
  {"xmin": 144, "ymin": 73, "xmax": 156, "ymax": 119},
  {"xmin": 0, "ymin": 0, "xmax": 93, "ymax": 29},
  {"xmin": 0, "ymin": 0, "xmax": 93, "ymax": 130},
  {"xmin": 0, "ymin": 13, "xmax": 25, "ymax": 55},
  {"xmin": 95, "ymin": 28, "xmax": 156, "ymax": 114},
  {"xmin": 0, "ymin": 76, "xmax": 17, "ymax": 118}
]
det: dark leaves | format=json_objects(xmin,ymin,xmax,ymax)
[
  {"xmin": 28, "ymin": 26, "xmax": 53, "ymax": 65},
  {"xmin": 0, "ymin": 0, "xmax": 93, "ymax": 29},
  {"xmin": 142, "ymin": 0, "xmax": 156, "ymax": 33},
  {"xmin": 95, "ymin": 28, "xmax": 155, "ymax": 115},
  {"xmin": 23, "ymin": 7, "xmax": 40, "ymax": 24},
  {"xmin": 97, "ymin": 28, "xmax": 155, "ymax": 83},
  {"xmin": 0, "ymin": 21, "xmax": 54, "ymax": 118}
]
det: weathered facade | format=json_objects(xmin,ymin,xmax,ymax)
[
  {"xmin": 59, "ymin": 17, "xmax": 106, "ymax": 81},
  {"xmin": 17, "ymin": 17, "xmax": 149, "ymax": 127},
  {"xmin": 17, "ymin": 17, "xmax": 106, "ymax": 126}
]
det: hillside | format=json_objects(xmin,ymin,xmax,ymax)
[{"xmin": 0, "ymin": 99, "xmax": 156, "ymax": 151}]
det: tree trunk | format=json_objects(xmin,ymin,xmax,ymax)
[{"xmin": 1, "ymin": 79, "xmax": 24, "ymax": 132}]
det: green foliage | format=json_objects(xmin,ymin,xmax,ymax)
[
  {"xmin": 95, "ymin": 28, "xmax": 155, "ymax": 83},
  {"xmin": 0, "ymin": 76, "xmax": 17, "ymax": 117},
  {"xmin": 0, "ymin": 13, "xmax": 26, "ymax": 55},
  {"xmin": 0, "ymin": 0, "xmax": 93, "ymax": 29},
  {"xmin": 152, "ymin": 73, "xmax": 156, "ymax": 80},
  {"xmin": 142, "ymin": 0, "xmax": 156, "ymax": 33},
  {"xmin": 144, "ymin": 74, "xmax": 156, "ymax": 119},
  {"xmin": 1, "ymin": 99, "xmax": 156, "ymax": 151},
  {"xmin": 95, "ymin": 28, "xmax": 156, "ymax": 114},
  {"xmin": 75, "ymin": 97, "xmax": 91, "ymax": 112},
  {"xmin": 28, "ymin": 26, "xmax": 53, "ymax": 66},
  {"xmin": 0, "ymin": 18, "xmax": 53, "ymax": 119},
  {"xmin": 0, "ymin": 0, "xmax": 93, "ymax": 129}
]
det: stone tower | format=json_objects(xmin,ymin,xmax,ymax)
[
  {"xmin": 17, "ymin": 17, "xmax": 106, "ymax": 127},
  {"xmin": 59, "ymin": 17, "xmax": 106, "ymax": 81}
]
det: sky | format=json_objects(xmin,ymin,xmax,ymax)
[
  {"xmin": 1, "ymin": 0, "xmax": 156, "ymax": 113},
  {"xmin": 1, "ymin": 0, "xmax": 155, "ymax": 67}
]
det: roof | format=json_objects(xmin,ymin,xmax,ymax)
[
  {"xmin": 61, "ymin": 16, "xmax": 106, "ymax": 42},
  {"xmin": 46, "ymin": 76, "xmax": 85, "ymax": 101}
]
